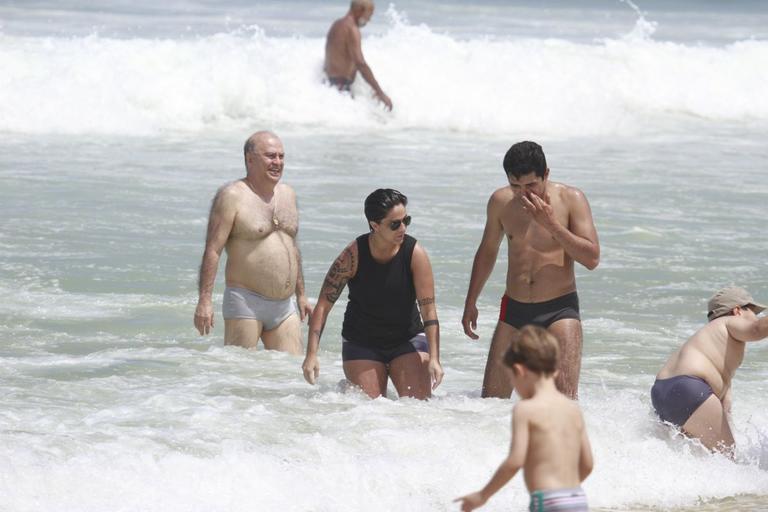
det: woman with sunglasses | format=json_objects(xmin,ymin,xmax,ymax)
[{"xmin": 302, "ymin": 188, "xmax": 444, "ymax": 399}]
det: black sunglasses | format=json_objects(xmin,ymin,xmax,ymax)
[{"xmin": 388, "ymin": 215, "xmax": 412, "ymax": 231}]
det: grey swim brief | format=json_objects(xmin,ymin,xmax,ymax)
[{"xmin": 222, "ymin": 286, "xmax": 296, "ymax": 331}]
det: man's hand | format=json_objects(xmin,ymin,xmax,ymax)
[
  {"xmin": 302, "ymin": 354, "xmax": 320, "ymax": 385},
  {"xmin": 376, "ymin": 91, "xmax": 393, "ymax": 111},
  {"xmin": 297, "ymin": 296, "xmax": 314, "ymax": 322},
  {"xmin": 454, "ymin": 492, "xmax": 486, "ymax": 512},
  {"xmin": 521, "ymin": 192, "xmax": 558, "ymax": 233},
  {"xmin": 462, "ymin": 302, "xmax": 480, "ymax": 340},
  {"xmin": 429, "ymin": 359, "xmax": 444, "ymax": 390},
  {"xmin": 193, "ymin": 300, "xmax": 214, "ymax": 335}
]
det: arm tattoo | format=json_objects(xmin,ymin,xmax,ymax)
[
  {"xmin": 322, "ymin": 247, "xmax": 354, "ymax": 303},
  {"xmin": 423, "ymin": 319, "xmax": 439, "ymax": 328},
  {"xmin": 417, "ymin": 297, "xmax": 435, "ymax": 307}
]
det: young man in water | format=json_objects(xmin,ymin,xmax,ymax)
[
  {"xmin": 193, "ymin": 131, "xmax": 312, "ymax": 354},
  {"xmin": 462, "ymin": 141, "xmax": 600, "ymax": 399},
  {"xmin": 455, "ymin": 325, "xmax": 593, "ymax": 512},
  {"xmin": 651, "ymin": 286, "xmax": 768, "ymax": 455},
  {"xmin": 324, "ymin": 0, "xmax": 393, "ymax": 110}
]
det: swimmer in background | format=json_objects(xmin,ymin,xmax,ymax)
[
  {"xmin": 455, "ymin": 325, "xmax": 593, "ymax": 511},
  {"xmin": 651, "ymin": 286, "xmax": 768, "ymax": 456},
  {"xmin": 324, "ymin": 0, "xmax": 393, "ymax": 110}
]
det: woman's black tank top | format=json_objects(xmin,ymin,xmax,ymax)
[{"xmin": 342, "ymin": 233, "xmax": 424, "ymax": 348}]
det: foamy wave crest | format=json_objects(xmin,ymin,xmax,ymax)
[{"xmin": 1, "ymin": 14, "xmax": 767, "ymax": 136}]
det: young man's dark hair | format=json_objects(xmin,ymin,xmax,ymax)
[
  {"xmin": 503, "ymin": 141, "xmax": 548, "ymax": 179},
  {"xmin": 364, "ymin": 188, "xmax": 408, "ymax": 229}
]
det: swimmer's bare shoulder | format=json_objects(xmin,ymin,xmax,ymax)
[
  {"xmin": 208, "ymin": 181, "xmax": 246, "ymax": 220},
  {"xmin": 556, "ymin": 182, "xmax": 590, "ymax": 209},
  {"xmin": 487, "ymin": 185, "xmax": 514, "ymax": 216}
]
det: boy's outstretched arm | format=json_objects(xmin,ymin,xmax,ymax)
[
  {"xmin": 578, "ymin": 416, "xmax": 594, "ymax": 482},
  {"xmin": 454, "ymin": 405, "xmax": 529, "ymax": 511}
]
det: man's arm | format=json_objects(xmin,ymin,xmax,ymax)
[
  {"xmin": 302, "ymin": 242, "xmax": 357, "ymax": 385},
  {"xmin": 412, "ymin": 243, "xmax": 444, "ymax": 390},
  {"xmin": 454, "ymin": 404, "xmax": 529, "ymax": 511},
  {"xmin": 194, "ymin": 186, "xmax": 237, "ymax": 335},
  {"xmin": 348, "ymin": 25, "xmax": 392, "ymax": 110},
  {"xmin": 524, "ymin": 187, "xmax": 599, "ymax": 270},
  {"xmin": 293, "ymin": 244, "xmax": 313, "ymax": 321},
  {"xmin": 722, "ymin": 386, "xmax": 733, "ymax": 415},
  {"xmin": 291, "ymin": 193, "xmax": 313, "ymax": 322},
  {"xmin": 462, "ymin": 193, "xmax": 506, "ymax": 339},
  {"xmin": 726, "ymin": 315, "xmax": 768, "ymax": 342}
]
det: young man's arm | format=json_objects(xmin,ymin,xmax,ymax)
[
  {"xmin": 524, "ymin": 187, "xmax": 600, "ymax": 270},
  {"xmin": 194, "ymin": 185, "xmax": 237, "ymax": 335},
  {"xmin": 412, "ymin": 243, "xmax": 444, "ymax": 390},
  {"xmin": 301, "ymin": 242, "xmax": 357, "ymax": 384},
  {"xmin": 455, "ymin": 403, "xmax": 529, "ymax": 511},
  {"xmin": 726, "ymin": 314, "xmax": 768, "ymax": 342},
  {"xmin": 347, "ymin": 24, "xmax": 392, "ymax": 109},
  {"xmin": 462, "ymin": 192, "xmax": 506, "ymax": 339}
]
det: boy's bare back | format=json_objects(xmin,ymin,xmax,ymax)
[
  {"xmin": 456, "ymin": 325, "xmax": 592, "ymax": 512},
  {"xmin": 517, "ymin": 389, "xmax": 589, "ymax": 492}
]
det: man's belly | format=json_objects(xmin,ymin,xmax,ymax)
[
  {"xmin": 225, "ymin": 234, "xmax": 296, "ymax": 300},
  {"xmin": 504, "ymin": 245, "xmax": 576, "ymax": 302},
  {"xmin": 505, "ymin": 266, "xmax": 576, "ymax": 303},
  {"xmin": 661, "ymin": 350, "xmax": 728, "ymax": 398}
]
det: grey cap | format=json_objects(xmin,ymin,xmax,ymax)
[{"xmin": 707, "ymin": 286, "xmax": 767, "ymax": 320}]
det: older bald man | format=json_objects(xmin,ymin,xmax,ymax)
[
  {"xmin": 324, "ymin": 0, "xmax": 392, "ymax": 110},
  {"xmin": 194, "ymin": 131, "xmax": 312, "ymax": 354}
]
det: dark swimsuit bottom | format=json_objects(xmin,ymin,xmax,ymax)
[
  {"xmin": 342, "ymin": 334, "xmax": 428, "ymax": 365},
  {"xmin": 326, "ymin": 76, "xmax": 353, "ymax": 92},
  {"xmin": 499, "ymin": 292, "xmax": 580, "ymax": 329},
  {"xmin": 651, "ymin": 375, "xmax": 714, "ymax": 427}
]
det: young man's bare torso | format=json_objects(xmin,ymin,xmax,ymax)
[{"xmin": 463, "ymin": 141, "xmax": 599, "ymax": 399}]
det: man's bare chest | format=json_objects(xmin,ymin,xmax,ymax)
[{"xmin": 502, "ymin": 207, "xmax": 568, "ymax": 250}]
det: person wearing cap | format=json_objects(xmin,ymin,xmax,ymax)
[{"xmin": 650, "ymin": 286, "xmax": 768, "ymax": 454}]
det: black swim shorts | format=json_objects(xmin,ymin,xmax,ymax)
[
  {"xmin": 499, "ymin": 292, "xmax": 580, "ymax": 329},
  {"xmin": 651, "ymin": 375, "xmax": 714, "ymax": 428},
  {"xmin": 326, "ymin": 76, "xmax": 353, "ymax": 92},
  {"xmin": 342, "ymin": 333, "xmax": 428, "ymax": 365}
]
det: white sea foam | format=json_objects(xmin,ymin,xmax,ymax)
[
  {"xmin": 2, "ymin": 368, "xmax": 768, "ymax": 511},
  {"xmin": 1, "ymin": 12, "xmax": 766, "ymax": 136}
]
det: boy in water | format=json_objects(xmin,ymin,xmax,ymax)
[
  {"xmin": 651, "ymin": 286, "xmax": 768, "ymax": 455},
  {"xmin": 455, "ymin": 325, "xmax": 593, "ymax": 511}
]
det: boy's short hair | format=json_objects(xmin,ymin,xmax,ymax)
[{"xmin": 503, "ymin": 325, "xmax": 559, "ymax": 375}]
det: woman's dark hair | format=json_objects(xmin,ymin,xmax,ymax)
[
  {"xmin": 364, "ymin": 188, "xmax": 408, "ymax": 229},
  {"xmin": 502, "ymin": 141, "xmax": 547, "ymax": 179}
]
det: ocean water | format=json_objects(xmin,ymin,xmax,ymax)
[{"xmin": 1, "ymin": 1, "xmax": 767, "ymax": 511}]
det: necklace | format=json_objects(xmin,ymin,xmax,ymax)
[{"xmin": 272, "ymin": 192, "xmax": 279, "ymax": 228}]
